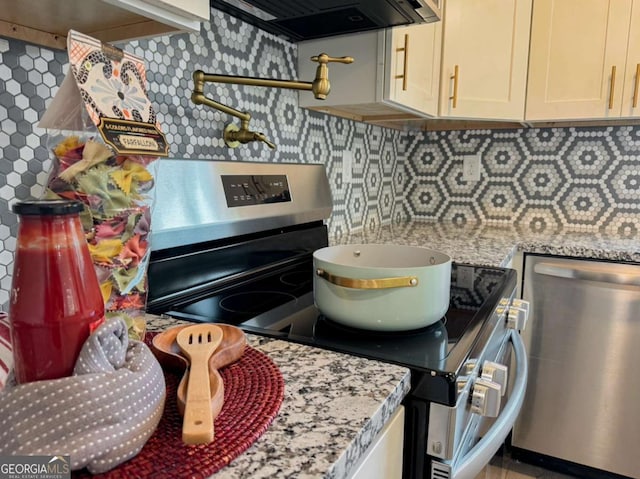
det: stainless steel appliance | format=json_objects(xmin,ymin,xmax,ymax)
[
  {"xmin": 209, "ymin": 0, "xmax": 441, "ymax": 42},
  {"xmin": 146, "ymin": 158, "xmax": 529, "ymax": 479},
  {"xmin": 512, "ymin": 254, "xmax": 640, "ymax": 479}
]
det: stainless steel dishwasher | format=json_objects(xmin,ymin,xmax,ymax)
[{"xmin": 512, "ymin": 254, "xmax": 640, "ymax": 479}]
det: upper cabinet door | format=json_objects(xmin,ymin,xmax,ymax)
[
  {"xmin": 439, "ymin": 0, "xmax": 533, "ymax": 121},
  {"xmin": 0, "ymin": 0, "xmax": 209, "ymax": 50},
  {"xmin": 525, "ymin": 0, "xmax": 633, "ymax": 121},
  {"xmin": 384, "ymin": 23, "xmax": 442, "ymax": 117},
  {"xmin": 297, "ymin": 23, "xmax": 441, "ymax": 122},
  {"xmin": 104, "ymin": 0, "xmax": 210, "ymax": 31}
]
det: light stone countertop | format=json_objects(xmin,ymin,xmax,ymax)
[
  {"xmin": 145, "ymin": 315, "xmax": 411, "ymax": 479},
  {"xmin": 143, "ymin": 220, "xmax": 636, "ymax": 478},
  {"xmin": 331, "ymin": 221, "xmax": 640, "ymax": 267}
]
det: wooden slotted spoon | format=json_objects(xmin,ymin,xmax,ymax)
[
  {"xmin": 150, "ymin": 324, "xmax": 247, "ymax": 417},
  {"xmin": 176, "ymin": 324, "xmax": 224, "ymax": 445}
]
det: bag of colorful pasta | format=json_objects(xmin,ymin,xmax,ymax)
[{"xmin": 38, "ymin": 30, "xmax": 169, "ymax": 340}]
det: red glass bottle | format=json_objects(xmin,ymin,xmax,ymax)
[{"xmin": 9, "ymin": 200, "xmax": 105, "ymax": 384}]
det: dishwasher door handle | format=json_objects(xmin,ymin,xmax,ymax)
[
  {"xmin": 534, "ymin": 262, "xmax": 640, "ymax": 287},
  {"xmin": 451, "ymin": 329, "xmax": 528, "ymax": 479}
]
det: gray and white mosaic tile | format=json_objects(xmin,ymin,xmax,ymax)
[
  {"xmin": 1, "ymin": 7, "xmax": 640, "ymax": 309},
  {"xmin": 405, "ymin": 127, "xmax": 640, "ymax": 233}
]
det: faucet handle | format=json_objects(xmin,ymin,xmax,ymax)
[
  {"xmin": 310, "ymin": 53, "xmax": 354, "ymax": 100},
  {"xmin": 311, "ymin": 53, "xmax": 355, "ymax": 65}
]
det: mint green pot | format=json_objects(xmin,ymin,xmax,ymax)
[{"xmin": 313, "ymin": 244, "xmax": 452, "ymax": 331}]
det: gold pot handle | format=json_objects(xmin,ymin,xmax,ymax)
[{"xmin": 316, "ymin": 268, "xmax": 419, "ymax": 289}]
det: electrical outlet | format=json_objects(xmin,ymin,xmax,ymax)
[
  {"xmin": 457, "ymin": 265, "xmax": 475, "ymax": 289},
  {"xmin": 343, "ymin": 150, "xmax": 353, "ymax": 183},
  {"xmin": 462, "ymin": 155, "xmax": 481, "ymax": 182}
]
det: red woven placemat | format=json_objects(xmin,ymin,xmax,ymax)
[{"xmin": 73, "ymin": 332, "xmax": 284, "ymax": 478}]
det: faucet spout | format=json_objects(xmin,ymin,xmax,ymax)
[
  {"xmin": 253, "ymin": 132, "xmax": 277, "ymax": 149},
  {"xmin": 224, "ymin": 123, "xmax": 276, "ymax": 150}
]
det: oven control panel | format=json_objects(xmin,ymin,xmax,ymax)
[{"xmin": 221, "ymin": 174, "xmax": 291, "ymax": 207}]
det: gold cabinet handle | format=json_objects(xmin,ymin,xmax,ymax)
[
  {"xmin": 634, "ymin": 64, "xmax": 640, "ymax": 108},
  {"xmin": 609, "ymin": 65, "xmax": 616, "ymax": 110},
  {"xmin": 450, "ymin": 64, "xmax": 459, "ymax": 108},
  {"xmin": 395, "ymin": 34, "xmax": 409, "ymax": 91},
  {"xmin": 316, "ymin": 268, "xmax": 419, "ymax": 289}
]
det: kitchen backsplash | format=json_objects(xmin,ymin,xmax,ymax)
[
  {"xmin": 405, "ymin": 127, "xmax": 640, "ymax": 236},
  {"xmin": 0, "ymin": 7, "xmax": 639, "ymax": 309}
]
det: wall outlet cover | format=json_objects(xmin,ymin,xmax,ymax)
[
  {"xmin": 457, "ymin": 265, "xmax": 475, "ymax": 289},
  {"xmin": 343, "ymin": 150, "xmax": 353, "ymax": 183},
  {"xmin": 462, "ymin": 155, "xmax": 481, "ymax": 182}
]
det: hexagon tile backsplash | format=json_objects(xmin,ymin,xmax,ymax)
[
  {"xmin": 404, "ymin": 127, "xmax": 640, "ymax": 235},
  {"xmin": 1, "ymin": 7, "xmax": 640, "ymax": 310}
]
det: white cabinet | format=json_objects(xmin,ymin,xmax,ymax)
[
  {"xmin": 383, "ymin": 24, "xmax": 442, "ymax": 117},
  {"xmin": 0, "ymin": 0, "xmax": 209, "ymax": 50},
  {"xmin": 297, "ymin": 23, "xmax": 441, "ymax": 124},
  {"xmin": 348, "ymin": 406, "xmax": 405, "ymax": 479},
  {"xmin": 526, "ymin": 0, "xmax": 640, "ymax": 121},
  {"xmin": 104, "ymin": 0, "xmax": 209, "ymax": 32},
  {"xmin": 438, "ymin": 0, "xmax": 532, "ymax": 121}
]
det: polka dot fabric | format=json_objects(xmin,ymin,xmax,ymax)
[
  {"xmin": 72, "ymin": 335, "xmax": 285, "ymax": 479},
  {"xmin": 0, "ymin": 317, "xmax": 166, "ymax": 474}
]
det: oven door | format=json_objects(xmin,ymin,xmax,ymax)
[{"xmin": 428, "ymin": 329, "xmax": 528, "ymax": 479}]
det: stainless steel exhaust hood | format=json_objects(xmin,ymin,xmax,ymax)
[{"xmin": 210, "ymin": 0, "xmax": 441, "ymax": 42}]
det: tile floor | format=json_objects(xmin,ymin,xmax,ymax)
[{"xmin": 475, "ymin": 453, "xmax": 579, "ymax": 479}]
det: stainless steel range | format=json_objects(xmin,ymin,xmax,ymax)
[{"xmin": 146, "ymin": 158, "xmax": 529, "ymax": 479}]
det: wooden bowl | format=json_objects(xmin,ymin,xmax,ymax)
[
  {"xmin": 151, "ymin": 323, "xmax": 247, "ymax": 417},
  {"xmin": 151, "ymin": 324, "xmax": 247, "ymax": 372}
]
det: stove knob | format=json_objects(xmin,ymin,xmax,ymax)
[
  {"xmin": 507, "ymin": 304, "xmax": 529, "ymax": 331},
  {"xmin": 457, "ymin": 376, "xmax": 470, "ymax": 395},
  {"xmin": 462, "ymin": 360, "xmax": 477, "ymax": 376},
  {"xmin": 471, "ymin": 378, "xmax": 502, "ymax": 417},
  {"xmin": 512, "ymin": 298, "xmax": 530, "ymax": 312},
  {"xmin": 481, "ymin": 361, "xmax": 508, "ymax": 396},
  {"xmin": 512, "ymin": 299, "xmax": 530, "ymax": 321},
  {"xmin": 432, "ymin": 441, "xmax": 443, "ymax": 455}
]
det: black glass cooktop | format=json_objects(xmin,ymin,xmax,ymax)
[
  {"xmin": 160, "ymin": 262, "xmax": 516, "ymax": 377},
  {"xmin": 163, "ymin": 258, "xmax": 314, "ymax": 323}
]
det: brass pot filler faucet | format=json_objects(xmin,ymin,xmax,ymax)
[{"xmin": 191, "ymin": 53, "xmax": 354, "ymax": 149}]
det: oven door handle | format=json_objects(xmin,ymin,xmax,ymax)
[{"xmin": 452, "ymin": 329, "xmax": 528, "ymax": 479}]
